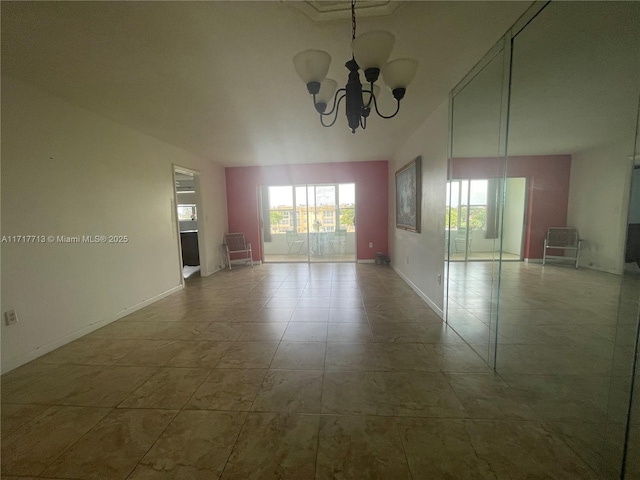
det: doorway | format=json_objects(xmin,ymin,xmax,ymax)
[
  {"xmin": 625, "ymin": 166, "xmax": 640, "ymax": 273},
  {"xmin": 261, "ymin": 183, "xmax": 356, "ymax": 263},
  {"xmin": 174, "ymin": 168, "xmax": 203, "ymax": 279}
]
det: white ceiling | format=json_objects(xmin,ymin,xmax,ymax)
[
  {"xmin": 451, "ymin": 2, "xmax": 640, "ymax": 158},
  {"xmin": 1, "ymin": 1, "xmax": 529, "ymax": 167}
]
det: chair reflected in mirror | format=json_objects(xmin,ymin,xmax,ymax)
[
  {"xmin": 454, "ymin": 228, "xmax": 472, "ymax": 254},
  {"xmin": 543, "ymin": 227, "xmax": 581, "ymax": 268}
]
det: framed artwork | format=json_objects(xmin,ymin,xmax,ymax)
[{"xmin": 395, "ymin": 156, "xmax": 421, "ymax": 233}]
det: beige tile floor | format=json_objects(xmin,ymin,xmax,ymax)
[
  {"xmin": 447, "ymin": 261, "xmax": 640, "ymax": 478},
  {"xmin": 1, "ymin": 263, "xmax": 611, "ymax": 479}
]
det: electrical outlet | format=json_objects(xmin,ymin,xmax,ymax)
[
  {"xmin": 369, "ymin": 242, "xmax": 373, "ymax": 248},
  {"xmin": 437, "ymin": 274, "xmax": 442, "ymax": 284},
  {"xmin": 4, "ymin": 310, "xmax": 18, "ymax": 326}
]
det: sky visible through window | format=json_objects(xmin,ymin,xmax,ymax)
[
  {"xmin": 269, "ymin": 184, "xmax": 355, "ymax": 207},
  {"xmin": 447, "ymin": 180, "xmax": 487, "ymax": 207}
]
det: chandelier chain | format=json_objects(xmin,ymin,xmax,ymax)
[{"xmin": 351, "ymin": 0, "xmax": 356, "ymax": 41}]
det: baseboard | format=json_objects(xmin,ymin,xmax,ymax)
[
  {"xmin": 524, "ymin": 258, "xmax": 543, "ymax": 264},
  {"xmin": 227, "ymin": 259, "xmax": 258, "ymax": 268},
  {"xmin": 357, "ymin": 259, "xmax": 376, "ymax": 264},
  {"xmin": 1, "ymin": 283, "xmax": 184, "ymax": 374},
  {"xmin": 391, "ymin": 266, "xmax": 444, "ymax": 319}
]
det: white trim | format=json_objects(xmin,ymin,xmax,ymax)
[
  {"xmin": 392, "ymin": 266, "xmax": 444, "ymax": 319},
  {"xmin": 525, "ymin": 258, "xmax": 543, "ymax": 264},
  {"xmin": 290, "ymin": 1, "xmax": 401, "ymax": 22},
  {"xmin": 227, "ymin": 259, "xmax": 255, "ymax": 269},
  {"xmin": 172, "ymin": 167, "xmax": 186, "ymax": 289},
  {"xmin": 1, "ymin": 284, "xmax": 183, "ymax": 374},
  {"xmin": 173, "ymin": 165, "xmax": 208, "ymax": 277},
  {"xmin": 357, "ymin": 259, "xmax": 376, "ymax": 263}
]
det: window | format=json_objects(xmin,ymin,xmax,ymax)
[
  {"xmin": 269, "ymin": 186, "xmax": 294, "ymax": 234},
  {"xmin": 177, "ymin": 204, "xmax": 197, "ymax": 221},
  {"xmin": 446, "ymin": 180, "xmax": 488, "ymax": 231},
  {"xmin": 266, "ymin": 183, "xmax": 356, "ymax": 235},
  {"xmin": 338, "ymin": 184, "xmax": 356, "ymax": 232},
  {"xmin": 468, "ymin": 180, "xmax": 488, "ymax": 230}
]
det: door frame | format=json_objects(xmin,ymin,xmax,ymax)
[
  {"xmin": 172, "ymin": 165, "xmax": 207, "ymax": 283},
  {"xmin": 260, "ymin": 183, "xmax": 357, "ymax": 264},
  {"xmin": 446, "ymin": 177, "xmax": 528, "ymax": 262}
]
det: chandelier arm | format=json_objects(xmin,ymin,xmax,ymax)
[
  {"xmin": 371, "ymin": 93, "xmax": 401, "ymax": 119},
  {"xmin": 320, "ymin": 111, "xmax": 340, "ymax": 128},
  {"xmin": 315, "ymin": 88, "xmax": 347, "ymax": 117},
  {"xmin": 320, "ymin": 93, "xmax": 346, "ymax": 127},
  {"xmin": 362, "ymin": 82, "xmax": 375, "ymax": 109},
  {"xmin": 360, "ymin": 115, "xmax": 367, "ymax": 130}
]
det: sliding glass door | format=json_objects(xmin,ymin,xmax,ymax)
[
  {"xmin": 261, "ymin": 183, "xmax": 356, "ymax": 263},
  {"xmin": 446, "ymin": 178, "xmax": 526, "ymax": 262}
]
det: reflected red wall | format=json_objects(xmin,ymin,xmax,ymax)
[
  {"xmin": 225, "ymin": 161, "xmax": 388, "ymax": 261},
  {"xmin": 451, "ymin": 155, "xmax": 572, "ymax": 259}
]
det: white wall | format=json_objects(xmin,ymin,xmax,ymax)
[
  {"xmin": 567, "ymin": 140, "xmax": 634, "ymax": 274},
  {"xmin": 468, "ymin": 231, "xmax": 499, "ymax": 254},
  {"xmin": 502, "ymin": 177, "xmax": 526, "ymax": 255},
  {"xmin": 389, "ymin": 99, "xmax": 449, "ymax": 316},
  {"xmin": 1, "ymin": 77, "xmax": 229, "ymax": 372}
]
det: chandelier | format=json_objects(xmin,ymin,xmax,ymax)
[{"xmin": 293, "ymin": 0, "xmax": 418, "ymax": 134}]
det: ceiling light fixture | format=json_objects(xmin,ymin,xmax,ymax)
[{"xmin": 293, "ymin": 0, "xmax": 418, "ymax": 134}]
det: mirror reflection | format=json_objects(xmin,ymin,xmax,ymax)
[
  {"xmin": 446, "ymin": 2, "xmax": 640, "ymax": 476},
  {"xmin": 447, "ymin": 42, "xmax": 507, "ymax": 367}
]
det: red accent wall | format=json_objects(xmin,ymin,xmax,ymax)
[
  {"xmin": 225, "ymin": 161, "xmax": 388, "ymax": 261},
  {"xmin": 451, "ymin": 155, "xmax": 572, "ymax": 259}
]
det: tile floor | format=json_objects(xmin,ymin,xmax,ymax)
[
  {"xmin": 447, "ymin": 261, "xmax": 640, "ymax": 478},
  {"xmin": 0, "ymin": 263, "xmax": 617, "ymax": 479}
]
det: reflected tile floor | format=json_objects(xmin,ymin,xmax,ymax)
[
  {"xmin": 447, "ymin": 261, "xmax": 640, "ymax": 478},
  {"xmin": 1, "ymin": 263, "xmax": 600, "ymax": 479}
]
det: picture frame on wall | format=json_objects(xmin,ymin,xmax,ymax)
[{"xmin": 395, "ymin": 156, "xmax": 421, "ymax": 233}]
